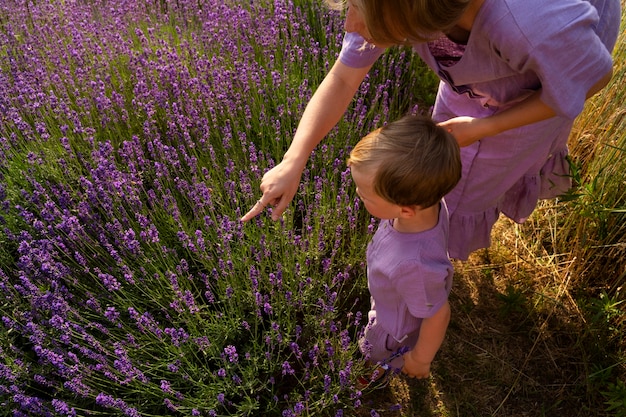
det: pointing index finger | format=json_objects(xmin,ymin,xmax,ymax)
[{"xmin": 240, "ymin": 199, "xmax": 266, "ymax": 222}]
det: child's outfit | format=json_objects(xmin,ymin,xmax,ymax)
[{"xmin": 359, "ymin": 201, "xmax": 453, "ymax": 371}]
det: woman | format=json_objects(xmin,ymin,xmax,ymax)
[{"xmin": 241, "ymin": 0, "xmax": 621, "ymax": 260}]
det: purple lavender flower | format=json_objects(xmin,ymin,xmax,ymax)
[
  {"xmin": 95, "ymin": 393, "xmax": 116, "ymax": 408},
  {"xmin": 164, "ymin": 398, "xmax": 177, "ymax": 412},
  {"xmin": 96, "ymin": 270, "xmax": 121, "ymax": 291},
  {"xmin": 160, "ymin": 380, "xmax": 173, "ymax": 394},
  {"xmin": 52, "ymin": 399, "xmax": 76, "ymax": 416},
  {"xmin": 164, "ymin": 327, "xmax": 189, "ymax": 347},
  {"xmin": 282, "ymin": 361, "xmax": 295, "ymax": 376},
  {"xmin": 224, "ymin": 345, "xmax": 239, "ymax": 363},
  {"xmin": 104, "ymin": 306, "xmax": 120, "ymax": 323}
]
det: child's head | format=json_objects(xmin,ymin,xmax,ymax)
[{"xmin": 347, "ymin": 114, "xmax": 461, "ymax": 214}]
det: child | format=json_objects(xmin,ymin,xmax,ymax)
[{"xmin": 347, "ymin": 114, "xmax": 461, "ymax": 385}]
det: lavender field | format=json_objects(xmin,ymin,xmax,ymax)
[{"xmin": 0, "ymin": 0, "xmax": 436, "ymax": 415}]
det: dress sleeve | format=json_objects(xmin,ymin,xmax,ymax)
[
  {"xmin": 499, "ymin": 2, "xmax": 614, "ymax": 119},
  {"xmin": 337, "ymin": 31, "xmax": 385, "ymax": 68},
  {"xmin": 393, "ymin": 259, "xmax": 452, "ymax": 319}
]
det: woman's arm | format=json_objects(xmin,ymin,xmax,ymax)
[
  {"xmin": 402, "ymin": 300, "xmax": 451, "ymax": 378},
  {"xmin": 241, "ymin": 60, "xmax": 372, "ymax": 221},
  {"xmin": 439, "ymin": 68, "xmax": 614, "ymax": 147}
]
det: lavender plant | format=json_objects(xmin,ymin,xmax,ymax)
[{"xmin": 0, "ymin": 0, "xmax": 436, "ymax": 415}]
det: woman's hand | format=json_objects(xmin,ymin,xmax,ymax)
[
  {"xmin": 440, "ymin": 88, "xmax": 565, "ymax": 147},
  {"xmin": 438, "ymin": 116, "xmax": 487, "ymax": 147},
  {"xmin": 240, "ymin": 158, "xmax": 304, "ymax": 222}
]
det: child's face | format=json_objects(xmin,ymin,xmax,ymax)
[{"xmin": 350, "ymin": 164, "xmax": 402, "ymax": 220}]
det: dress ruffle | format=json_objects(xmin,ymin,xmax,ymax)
[
  {"xmin": 448, "ymin": 148, "xmax": 571, "ymax": 261},
  {"xmin": 448, "ymin": 206, "xmax": 500, "ymax": 261},
  {"xmin": 500, "ymin": 148, "xmax": 571, "ymax": 222},
  {"xmin": 538, "ymin": 148, "xmax": 572, "ymax": 199}
]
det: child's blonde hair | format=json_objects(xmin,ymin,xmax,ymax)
[
  {"xmin": 348, "ymin": 114, "xmax": 461, "ymax": 209},
  {"xmin": 326, "ymin": 0, "xmax": 470, "ymax": 44}
]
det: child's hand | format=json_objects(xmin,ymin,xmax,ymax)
[{"xmin": 402, "ymin": 351, "xmax": 431, "ymax": 379}]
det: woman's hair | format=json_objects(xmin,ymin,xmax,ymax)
[
  {"xmin": 327, "ymin": 0, "xmax": 471, "ymax": 44},
  {"xmin": 347, "ymin": 114, "xmax": 461, "ymax": 208}
]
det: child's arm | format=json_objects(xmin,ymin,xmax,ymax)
[{"xmin": 402, "ymin": 300, "xmax": 451, "ymax": 379}]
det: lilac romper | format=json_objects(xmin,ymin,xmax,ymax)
[
  {"xmin": 360, "ymin": 202, "xmax": 453, "ymax": 365},
  {"xmin": 339, "ymin": 0, "xmax": 621, "ymax": 260}
]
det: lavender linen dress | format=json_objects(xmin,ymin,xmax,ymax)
[{"xmin": 339, "ymin": 0, "xmax": 621, "ymax": 260}]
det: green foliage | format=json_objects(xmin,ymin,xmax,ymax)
[
  {"xmin": 589, "ymin": 291, "xmax": 625, "ymax": 328},
  {"xmin": 560, "ymin": 20, "xmax": 626, "ymax": 290},
  {"xmin": 497, "ymin": 285, "xmax": 526, "ymax": 318},
  {"xmin": 551, "ymin": 14, "xmax": 626, "ymax": 416},
  {"xmin": 603, "ymin": 378, "xmax": 626, "ymax": 417}
]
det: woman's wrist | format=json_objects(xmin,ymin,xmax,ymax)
[
  {"xmin": 282, "ymin": 143, "xmax": 314, "ymax": 167},
  {"xmin": 477, "ymin": 115, "xmax": 502, "ymax": 138}
]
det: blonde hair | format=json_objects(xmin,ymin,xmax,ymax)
[
  {"xmin": 327, "ymin": 0, "xmax": 470, "ymax": 44},
  {"xmin": 347, "ymin": 115, "xmax": 461, "ymax": 208}
]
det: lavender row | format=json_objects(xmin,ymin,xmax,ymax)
[{"xmin": 0, "ymin": 0, "xmax": 433, "ymax": 415}]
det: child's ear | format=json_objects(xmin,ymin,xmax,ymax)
[{"xmin": 399, "ymin": 205, "xmax": 418, "ymax": 218}]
